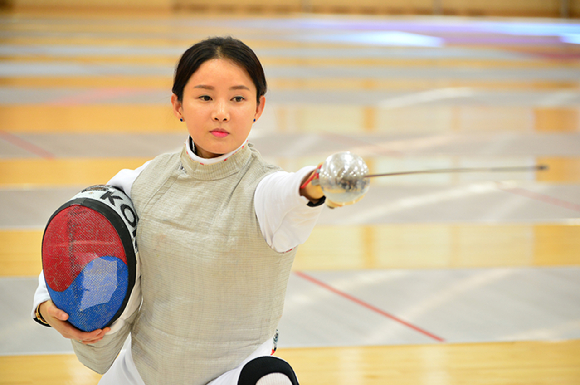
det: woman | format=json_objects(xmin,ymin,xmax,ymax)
[{"xmin": 32, "ymin": 36, "xmax": 342, "ymax": 385}]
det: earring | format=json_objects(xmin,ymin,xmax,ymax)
[
  {"xmin": 253, "ymin": 119, "xmax": 256, "ymax": 122},
  {"xmin": 180, "ymin": 118, "xmax": 183, "ymax": 122}
]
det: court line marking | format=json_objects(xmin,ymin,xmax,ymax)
[
  {"xmin": 497, "ymin": 183, "xmax": 580, "ymax": 213},
  {"xmin": 48, "ymin": 88, "xmax": 151, "ymax": 106},
  {"xmin": 294, "ymin": 271, "xmax": 445, "ymax": 342},
  {"xmin": 321, "ymin": 131, "xmax": 403, "ymax": 156},
  {"xmin": 377, "ymin": 87, "xmax": 474, "ymax": 110},
  {"xmin": 0, "ymin": 131, "xmax": 55, "ymax": 159}
]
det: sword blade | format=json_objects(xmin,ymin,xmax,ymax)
[{"xmin": 365, "ymin": 165, "xmax": 548, "ymax": 178}]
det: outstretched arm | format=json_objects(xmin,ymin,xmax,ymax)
[{"xmin": 254, "ymin": 166, "xmax": 325, "ymax": 253}]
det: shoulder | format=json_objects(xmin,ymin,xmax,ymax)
[
  {"xmin": 247, "ymin": 142, "xmax": 282, "ymax": 175},
  {"xmin": 136, "ymin": 149, "xmax": 181, "ymax": 177},
  {"xmin": 131, "ymin": 149, "xmax": 181, "ymax": 203},
  {"xmin": 149, "ymin": 149, "xmax": 181, "ymax": 166}
]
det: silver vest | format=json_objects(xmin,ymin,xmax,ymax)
[{"xmin": 130, "ymin": 143, "xmax": 296, "ymax": 385}]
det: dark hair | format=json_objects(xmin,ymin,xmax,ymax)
[{"xmin": 172, "ymin": 36, "xmax": 267, "ymax": 104}]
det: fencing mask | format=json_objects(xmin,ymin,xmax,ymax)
[{"xmin": 42, "ymin": 185, "xmax": 138, "ymax": 332}]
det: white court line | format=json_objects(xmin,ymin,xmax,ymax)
[
  {"xmin": 334, "ymin": 181, "xmax": 499, "ymax": 225},
  {"xmin": 537, "ymin": 90, "xmax": 578, "ymax": 107},
  {"xmin": 377, "ymin": 87, "xmax": 475, "ymax": 110}
]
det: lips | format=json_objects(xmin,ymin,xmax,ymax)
[{"xmin": 211, "ymin": 129, "xmax": 229, "ymax": 138}]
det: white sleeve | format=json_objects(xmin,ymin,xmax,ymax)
[
  {"xmin": 31, "ymin": 271, "xmax": 51, "ymax": 320},
  {"xmin": 106, "ymin": 161, "xmax": 151, "ymax": 198},
  {"xmin": 254, "ymin": 167, "xmax": 324, "ymax": 253},
  {"xmin": 32, "ymin": 162, "xmax": 150, "ymax": 332}
]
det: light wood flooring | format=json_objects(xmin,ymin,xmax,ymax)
[{"xmin": 1, "ymin": 10, "xmax": 579, "ymax": 385}]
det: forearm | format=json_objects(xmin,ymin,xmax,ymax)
[{"xmin": 254, "ymin": 167, "xmax": 324, "ymax": 253}]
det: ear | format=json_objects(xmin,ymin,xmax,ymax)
[
  {"xmin": 171, "ymin": 93, "xmax": 183, "ymax": 120},
  {"xmin": 254, "ymin": 96, "xmax": 266, "ymax": 122}
]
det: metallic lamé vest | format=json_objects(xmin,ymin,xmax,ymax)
[{"xmin": 130, "ymin": 143, "xmax": 295, "ymax": 385}]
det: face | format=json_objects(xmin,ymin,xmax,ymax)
[{"xmin": 171, "ymin": 58, "xmax": 265, "ymax": 159}]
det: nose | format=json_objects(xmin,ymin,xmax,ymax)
[{"xmin": 212, "ymin": 100, "xmax": 229, "ymax": 122}]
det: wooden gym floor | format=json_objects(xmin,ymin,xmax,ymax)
[{"xmin": 1, "ymin": 10, "xmax": 580, "ymax": 385}]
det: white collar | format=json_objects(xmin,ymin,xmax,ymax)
[{"xmin": 185, "ymin": 137, "xmax": 248, "ymax": 165}]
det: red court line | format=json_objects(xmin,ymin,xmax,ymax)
[
  {"xmin": 497, "ymin": 184, "xmax": 580, "ymax": 213},
  {"xmin": 49, "ymin": 88, "xmax": 145, "ymax": 106},
  {"xmin": 514, "ymin": 49, "xmax": 580, "ymax": 61},
  {"xmin": 0, "ymin": 131, "xmax": 55, "ymax": 159},
  {"xmin": 294, "ymin": 271, "xmax": 445, "ymax": 343}
]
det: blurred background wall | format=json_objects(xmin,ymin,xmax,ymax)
[{"xmin": 2, "ymin": 0, "xmax": 579, "ymax": 18}]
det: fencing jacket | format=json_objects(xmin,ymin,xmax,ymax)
[
  {"xmin": 131, "ymin": 142, "xmax": 297, "ymax": 384},
  {"xmin": 33, "ymin": 139, "xmax": 323, "ymax": 385}
]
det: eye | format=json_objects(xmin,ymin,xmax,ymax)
[
  {"xmin": 199, "ymin": 95, "xmax": 212, "ymax": 101},
  {"xmin": 232, "ymin": 96, "xmax": 245, "ymax": 102}
]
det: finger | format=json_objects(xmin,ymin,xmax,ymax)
[
  {"xmin": 59, "ymin": 324, "xmax": 84, "ymax": 340},
  {"xmin": 88, "ymin": 329, "xmax": 107, "ymax": 339},
  {"xmin": 77, "ymin": 329, "xmax": 103, "ymax": 340},
  {"xmin": 79, "ymin": 330, "xmax": 108, "ymax": 344},
  {"xmin": 80, "ymin": 327, "xmax": 110, "ymax": 341},
  {"xmin": 69, "ymin": 333, "xmax": 99, "ymax": 343},
  {"xmin": 62, "ymin": 323, "xmax": 111, "ymax": 343},
  {"xmin": 53, "ymin": 309, "xmax": 69, "ymax": 321},
  {"xmin": 46, "ymin": 303, "xmax": 69, "ymax": 321},
  {"xmin": 58, "ymin": 322, "xmax": 97, "ymax": 340},
  {"xmin": 79, "ymin": 337, "xmax": 102, "ymax": 344}
]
